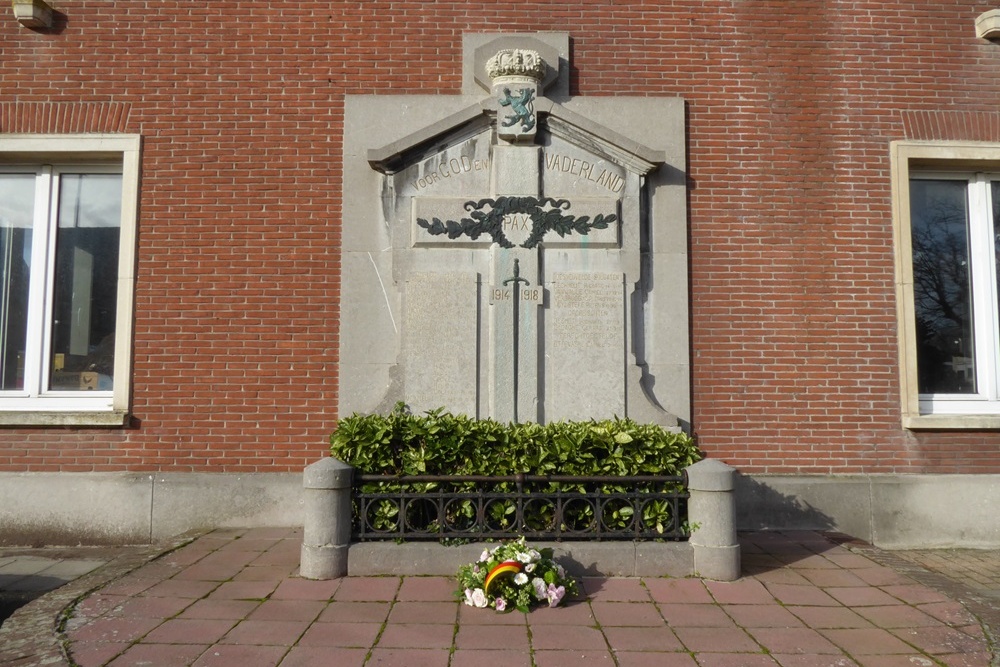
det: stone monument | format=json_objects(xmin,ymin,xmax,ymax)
[{"xmin": 340, "ymin": 33, "xmax": 688, "ymax": 428}]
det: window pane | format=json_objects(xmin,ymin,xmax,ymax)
[
  {"xmin": 994, "ymin": 182, "xmax": 1000, "ymax": 363},
  {"xmin": 0, "ymin": 174, "xmax": 35, "ymax": 391},
  {"xmin": 48, "ymin": 174, "xmax": 121, "ymax": 392},
  {"xmin": 910, "ymin": 179, "xmax": 976, "ymax": 394}
]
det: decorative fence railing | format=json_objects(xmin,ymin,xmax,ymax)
[{"xmin": 352, "ymin": 473, "xmax": 689, "ymax": 541}]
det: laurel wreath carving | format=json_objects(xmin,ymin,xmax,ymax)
[{"xmin": 416, "ymin": 197, "xmax": 617, "ymax": 249}]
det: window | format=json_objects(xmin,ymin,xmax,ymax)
[
  {"xmin": 0, "ymin": 135, "xmax": 139, "ymax": 425},
  {"xmin": 892, "ymin": 141, "xmax": 1000, "ymax": 428}
]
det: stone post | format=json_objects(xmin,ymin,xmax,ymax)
[
  {"xmin": 300, "ymin": 457, "xmax": 353, "ymax": 580},
  {"xmin": 686, "ymin": 458, "xmax": 740, "ymax": 581}
]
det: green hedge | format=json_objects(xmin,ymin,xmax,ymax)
[
  {"xmin": 330, "ymin": 405, "xmax": 702, "ymax": 537},
  {"xmin": 330, "ymin": 403, "xmax": 701, "ymax": 478}
]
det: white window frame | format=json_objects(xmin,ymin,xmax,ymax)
[
  {"xmin": 0, "ymin": 135, "xmax": 140, "ymax": 426},
  {"xmin": 891, "ymin": 141, "xmax": 1000, "ymax": 429}
]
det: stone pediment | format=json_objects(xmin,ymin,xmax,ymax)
[{"xmin": 367, "ymin": 98, "xmax": 666, "ymax": 177}]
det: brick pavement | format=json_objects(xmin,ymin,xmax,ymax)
[{"xmin": 1, "ymin": 529, "xmax": 997, "ymax": 667}]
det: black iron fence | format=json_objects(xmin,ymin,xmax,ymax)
[{"xmin": 352, "ymin": 473, "xmax": 689, "ymax": 541}]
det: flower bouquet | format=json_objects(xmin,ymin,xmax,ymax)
[{"xmin": 456, "ymin": 537, "xmax": 579, "ymax": 612}]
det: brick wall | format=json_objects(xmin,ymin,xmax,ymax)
[{"xmin": 1, "ymin": 0, "xmax": 998, "ymax": 474}]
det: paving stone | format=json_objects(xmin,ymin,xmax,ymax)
[
  {"xmin": 177, "ymin": 598, "xmax": 260, "ymax": 620},
  {"xmin": 644, "ymin": 577, "xmax": 713, "ymax": 604},
  {"xmin": 522, "ymin": 600, "xmax": 594, "ymax": 625},
  {"xmin": 191, "ymin": 643, "xmax": 286, "ymax": 667},
  {"xmin": 852, "ymin": 604, "xmax": 941, "ymax": 629},
  {"xmin": 747, "ymin": 627, "xmax": 842, "ymax": 654},
  {"xmin": 582, "ymin": 577, "xmax": 650, "ymax": 601},
  {"xmin": 770, "ymin": 655, "xmax": 859, "ymax": 666},
  {"xmin": 106, "ymin": 594, "xmax": 194, "ymax": 619},
  {"xmin": 797, "ymin": 568, "xmax": 869, "ymax": 588},
  {"xmin": 67, "ymin": 641, "xmax": 131, "ymax": 667},
  {"xmin": 614, "ymin": 652, "xmax": 698, "ymax": 666},
  {"xmin": 450, "ymin": 649, "xmax": 532, "ymax": 667},
  {"xmin": 375, "ymin": 622, "xmax": 457, "ymax": 649},
  {"xmin": 219, "ymin": 618, "xmax": 312, "ymax": 646},
  {"xmin": 333, "ymin": 576, "xmax": 400, "ymax": 601},
  {"xmin": 672, "ymin": 626, "xmax": 760, "ymax": 652},
  {"xmin": 889, "ymin": 625, "xmax": 990, "ymax": 655},
  {"xmin": 387, "ymin": 600, "xmax": 457, "ymax": 624},
  {"xmin": 879, "ymin": 584, "xmax": 951, "ymax": 605},
  {"xmin": 316, "ymin": 600, "xmax": 392, "ymax": 623},
  {"xmin": 246, "ymin": 598, "xmax": 326, "ymax": 622},
  {"xmin": 207, "ymin": 580, "xmax": 279, "ymax": 600},
  {"xmin": 722, "ymin": 603, "xmax": 805, "ymax": 628},
  {"xmin": 142, "ymin": 618, "xmax": 237, "ymax": 645},
  {"xmin": 706, "ymin": 578, "xmax": 775, "ymax": 604},
  {"xmin": 365, "ymin": 648, "xmax": 451, "ymax": 666},
  {"xmin": 454, "ymin": 623, "xmax": 529, "ymax": 650},
  {"xmin": 914, "ymin": 601, "xmax": 979, "ymax": 627},
  {"xmin": 68, "ymin": 616, "xmax": 162, "ymax": 643},
  {"xmin": 590, "ymin": 601, "xmax": 665, "ymax": 627},
  {"xmin": 785, "ymin": 606, "xmax": 876, "ymax": 630},
  {"xmin": 692, "ymin": 655, "xmax": 780, "ymax": 666},
  {"xmin": 395, "ymin": 576, "xmax": 455, "ymax": 601},
  {"xmin": 269, "ymin": 577, "xmax": 340, "ymax": 600},
  {"xmin": 141, "ymin": 579, "xmax": 220, "ymax": 599},
  {"xmin": 277, "ymin": 646, "xmax": 369, "ymax": 667},
  {"xmin": 658, "ymin": 602, "xmax": 737, "ymax": 627},
  {"xmin": 603, "ymin": 625, "xmax": 685, "ymax": 652},
  {"xmin": 296, "ymin": 621, "xmax": 382, "ymax": 648},
  {"xmin": 819, "ymin": 628, "xmax": 922, "ymax": 655},
  {"xmin": 459, "ymin": 603, "xmax": 528, "ymax": 624},
  {"xmin": 763, "ymin": 583, "xmax": 841, "ymax": 607},
  {"xmin": 530, "ymin": 624, "xmax": 607, "ymax": 650},
  {"xmin": 823, "ymin": 586, "xmax": 902, "ymax": 608},
  {"xmin": 532, "ymin": 649, "xmax": 616, "ymax": 666},
  {"xmin": 106, "ymin": 642, "xmax": 209, "ymax": 666}
]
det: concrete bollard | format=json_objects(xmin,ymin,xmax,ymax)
[
  {"xmin": 300, "ymin": 457, "xmax": 353, "ymax": 580},
  {"xmin": 686, "ymin": 458, "xmax": 741, "ymax": 581}
]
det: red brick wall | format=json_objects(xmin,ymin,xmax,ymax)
[{"xmin": 1, "ymin": 1, "xmax": 998, "ymax": 474}]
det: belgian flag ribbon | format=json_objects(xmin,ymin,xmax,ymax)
[{"xmin": 484, "ymin": 560, "xmax": 523, "ymax": 596}]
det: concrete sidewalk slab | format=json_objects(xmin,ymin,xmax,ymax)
[{"xmin": 0, "ymin": 529, "xmax": 996, "ymax": 666}]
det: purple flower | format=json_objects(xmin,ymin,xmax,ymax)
[
  {"xmin": 532, "ymin": 577, "xmax": 548, "ymax": 600},
  {"xmin": 546, "ymin": 583, "xmax": 566, "ymax": 608},
  {"xmin": 495, "ymin": 597, "xmax": 507, "ymax": 612}
]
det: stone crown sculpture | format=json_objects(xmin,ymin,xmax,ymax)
[{"xmin": 486, "ymin": 49, "xmax": 546, "ymax": 81}]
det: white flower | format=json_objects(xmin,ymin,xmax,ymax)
[
  {"xmin": 516, "ymin": 552, "xmax": 532, "ymax": 563},
  {"xmin": 471, "ymin": 588, "xmax": 488, "ymax": 608},
  {"xmin": 464, "ymin": 588, "xmax": 475, "ymax": 606},
  {"xmin": 513, "ymin": 572, "xmax": 528, "ymax": 586},
  {"xmin": 532, "ymin": 577, "xmax": 548, "ymax": 600},
  {"xmin": 546, "ymin": 583, "xmax": 566, "ymax": 608},
  {"xmin": 480, "ymin": 549, "xmax": 491, "ymax": 562},
  {"xmin": 524, "ymin": 563, "xmax": 535, "ymax": 573},
  {"xmin": 527, "ymin": 549, "xmax": 541, "ymax": 562}
]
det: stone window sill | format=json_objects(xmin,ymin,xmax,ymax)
[
  {"xmin": 903, "ymin": 414, "xmax": 1000, "ymax": 430},
  {"xmin": 0, "ymin": 411, "xmax": 130, "ymax": 428}
]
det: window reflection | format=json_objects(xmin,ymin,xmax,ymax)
[
  {"xmin": 910, "ymin": 179, "xmax": 976, "ymax": 394},
  {"xmin": 48, "ymin": 174, "xmax": 121, "ymax": 392},
  {"xmin": 0, "ymin": 174, "xmax": 35, "ymax": 391}
]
